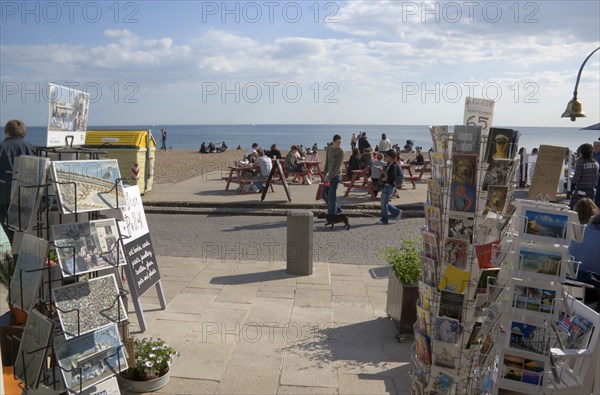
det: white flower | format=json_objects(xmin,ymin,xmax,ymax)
[{"xmin": 145, "ymin": 360, "xmax": 154, "ymax": 368}]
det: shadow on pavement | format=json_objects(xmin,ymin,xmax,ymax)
[{"xmin": 210, "ymin": 269, "xmax": 299, "ymax": 285}]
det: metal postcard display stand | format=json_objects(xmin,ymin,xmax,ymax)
[
  {"xmin": 411, "ymin": 114, "xmax": 599, "ymax": 393},
  {"xmin": 5, "ymin": 143, "xmax": 166, "ymax": 393}
]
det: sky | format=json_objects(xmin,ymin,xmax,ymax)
[{"xmin": 1, "ymin": 0, "xmax": 599, "ymax": 127}]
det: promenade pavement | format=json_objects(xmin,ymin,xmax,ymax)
[{"xmin": 130, "ymin": 171, "xmax": 423, "ymax": 393}]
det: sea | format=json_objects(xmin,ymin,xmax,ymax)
[{"xmin": 24, "ymin": 124, "xmax": 599, "ymax": 153}]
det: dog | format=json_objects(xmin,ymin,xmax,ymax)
[
  {"xmin": 452, "ymin": 157, "xmax": 475, "ymax": 185},
  {"xmin": 316, "ymin": 212, "xmax": 350, "ymax": 230},
  {"xmin": 483, "ymin": 188, "xmax": 507, "ymax": 214}
]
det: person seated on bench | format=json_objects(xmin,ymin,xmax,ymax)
[
  {"xmin": 285, "ymin": 145, "xmax": 309, "ymax": 183},
  {"xmin": 411, "ymin": 147, "xmax": 425, "ymax": 165},
  {"xmin": 254, "ymin": 148, "xmax": 272, "ymax": 191},
  {"xmin": 347, "ymin": 148, "xmax": 361, "ymax": 180}
]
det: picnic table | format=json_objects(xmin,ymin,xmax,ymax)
[
  {"xmin": 298, "ymin": 160, "xmax": 325, "ymax": 182},
  {"xmin": 224, "ymin": 164, "xmax": 274, "ymax": 193},
  {"xmin": 344, "ymin": 168, "xmax": 377, "ymax": 199}
]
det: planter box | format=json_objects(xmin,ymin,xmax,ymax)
[{"xmin": 386, "ymin": 267, "xmax": 418, "ymax": 333}]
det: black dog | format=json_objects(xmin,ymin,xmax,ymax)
[{"xmin": 317, "ymin": 212, "xmax": 350, "ymax": 230}]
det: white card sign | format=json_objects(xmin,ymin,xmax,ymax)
[{"xmin": 463, "ymin": 97, "xmax": 495, "ymax": 137}]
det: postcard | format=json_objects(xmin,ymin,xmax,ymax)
[
  {"xmin": 511, "ymin": 283, "xmax": 559, "ymax": 317},
  {"xmin": 450, "ymin": 182, "xmax": 477, "ymax": 213},
  {"xmin": 429, "ymin": 125, "xmax": 449, "ymax": 155},
  {"xmin": 432, "ymin": 341, "xmax": 461, "ymax": 370},
  {"xmin": 10, "ymin": 234, "xmax": 49, "ymax": 312},
  {"xmin": 416, "ymin": 304, "xmax": 432, "ymax": 337},
  {"xmin": 51, "ymin": 159, "xmax": 125, "ymax": 214},
  {"xmin": 422, "ymin": 231, "xmax": 439, "ymax": 262},
  {"xmin": 452, "ymin": 125, "xmax": 481, "ymax": 155},
  {"xmin": 439, "ymin": 265, "xmax": 471, "ymax": 294},
  {"xmin": 15, "ymin": 310, "xmax": 55, "ymax": 389},
  {"xmin": 443, "ymin": 237, "xmax": 469, "ymax": 270},
  {"xmin": 428, "ymin": 367, "xmax": 457, "ymax": 395},
  {"xmin": 482, "ymin": 158, "xmax": 516, "ymax": 191},
  {"xmin": 447, "ymin": 212, "xmax": 474, "ymax": 243},
  {"xmin": 79, "ymin": 376, "xmax": 121, "ymax": 395},
  {"xmin": 52, "ymin": 218, "xmax": 126, "ymax": 277},
  {"xmin": 475, "ymin": 268, "xmax": 501, "ymax": 295},
  {"xmin": 451, "ymin": 153, "xmax": 477, "ymax": 185},
  {"xmin": 439, "ymin": 290, "xmax": 464, "ymax": 322},
  {"xmin": 47, "ymin": 83, "xmax": 90, "ymax": 147},
  {"xmin": 54, "ymin": 323, "xmax": 127, "ymax": 392},
  {"xmin": 421, "ymin": 255, "xmax": 438, "ymax": 288},
  {"xmin": 425, "ymin": 204, "xmax": 443, "ymax": 239},
  {"xmin": 430, "ymin": 152, "xmax": 448, "ymax": 187},
  {"xmin": 519, "ymin": 204, "xmax": 574, "ymax": 244},
  {"xmin": 7, "ymin": 156, "xmax": 51, "ymax": 232},
  {"xmin": 414, "ymin": 330, "xmax": 432, "ymax": 365},
  {"xmin": 53, "ymin": 274, "xmax": 127, "ymax": 339},
  {"xmin": 508, "ymin": 320, "xmax": 551, "ymax": 356},
  {"xmin": 419, "ymin": 282, "xmax": 433, "ymax": 311},
  {"xmin": 486, "ymin": 128, "xmax": 518, "ymax": 163},
  {"xmin": 475, "ymin": 240, "xmax": 500, "ymax": 269},
  {"xmin": 501, "ymin": 352, "xmax": 545, "ymax": 387},
  {"xmin": 427, "ymin": 179, "xmax": 444, "ymax": 210},
  {"xmin": 515, "ymin": 243, "xmax": 567, "ymax": 280},
  {"xmin": 434, "ymin": 316, "xmax": 462, "ymax": 344},
  {"xmin": 482, "ymin": 185, "xmax": 508, "ymax": 215}
]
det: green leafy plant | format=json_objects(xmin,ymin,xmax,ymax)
[
  {"xmin": 0, "ymin": 254, "xmax": 16, "ymax": 292},
  {"xmin": 377, "ymin": 238, "xmax": 422, "ymax": 285},
  {"xmin": 123, "ymin": 337, "xmax": 179, "ymax": 380}
]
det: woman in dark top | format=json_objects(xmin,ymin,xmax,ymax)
[
  {"xmin": 268, "ymin": 144, "xmax": 282, "ymax": 159},
  {"xmin": 347, "ymin": 148, "xmax": 361, "ymax": 178},
  {"xmin": 411, "ymin": 148, "xmax": 425, "ymax": 165},
  {"xmin": 570, "ymin": 143, "xmax": 599, "ymax": 209}
]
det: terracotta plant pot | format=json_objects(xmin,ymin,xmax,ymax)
[
  {"xmin": 118, "ymin": 368, "xmax": 171, "ymax": 393},
  {"xmin": 9, "ymin": 304, "xmax": 28, "ymax": 325}
]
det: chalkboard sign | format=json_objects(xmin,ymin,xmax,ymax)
[
  {"xmin": 116, "ymin": 185, "xmax": 166, "ymax": 331},
  {"xmin": 261, "ymin": 160, "xmax": 292, "ymax": 202}
]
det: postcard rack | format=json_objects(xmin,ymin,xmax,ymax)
[
  {"xmin": 4, "ymin": 152, "xmax": 135, "ymax": 393},
  {"xmin": 412, "ymin": 124, "xmax": 600, "ymax": 394},
  {"xmin": 412, "ymin": 124, "xmax": 523, "ymax": 394}
]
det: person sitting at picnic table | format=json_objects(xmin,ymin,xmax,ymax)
[
  {"xmin": 298, "ymin": 145, "xmax": 306, "ymax": 160},
  {"xmin": 254, "ymin": 148, "xmax": 272, "ymax": 191},
  {"xmin": 285, "ymin": 145, "xmax": 309, "ymax": 183},
  {"xmin": 361, "ymin": 147, "xmax": 374, "ymax": 173},
  {"xmin": 347, "ymin": 148, "xmax": 361, "ymax": 179},
  {"xmin": 217, "ymin": 141, "xmax": 228, "ymax": 152},
  {"xmin": 199, "ymin": 142, "xmax": 208, "ymax": 153},
  {"xmin": 268, "ymin": 143, "xmax": 282, "ymax": 159},
  {"xmin": 411, "ymin": 147, "xmax": 425, "ymax": 165},
  {"xmin": 246, "ymin": 143, "xmax": 259, "ymax": 163}
]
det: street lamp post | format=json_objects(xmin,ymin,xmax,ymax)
[{"xmin": 561, "ymin": 46, "xmax": 600, "ymax": 121}]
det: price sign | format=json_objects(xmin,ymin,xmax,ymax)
[{"xmin": 463, "ymin": 97, "xmax": 495, "ymax": 136}]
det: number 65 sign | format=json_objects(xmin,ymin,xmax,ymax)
[{"xmin": 464, "ymin": 97, "xmax": 495, "ymax": 136}]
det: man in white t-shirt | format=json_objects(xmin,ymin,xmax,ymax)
[{"xmin": 255, "ymin": 148, "xmax": 272, "ymax": 191}]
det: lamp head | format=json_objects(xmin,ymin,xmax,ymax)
[{"xmin": 561, "ymin": 97, "xmax": 586, "ymax": 122}]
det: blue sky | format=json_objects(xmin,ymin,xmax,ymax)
[{"xmin": 1, "ymin": 1, "xmax": 599, "ymax": 126}]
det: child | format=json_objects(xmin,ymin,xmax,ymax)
[
  {"xmin": 370, "ymin": 152, "xmax": 386, "ymax": 197},
  {"xmin": 376, "ymin": 149, "xmax": 403, "ymax": 224}
]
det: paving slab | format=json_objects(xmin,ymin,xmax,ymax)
[{"xmin": 215, "ymin": 366, "xmax": 280, "ymax": 394}]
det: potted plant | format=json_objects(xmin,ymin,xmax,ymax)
[
  {"xmin": 118, "ymin": 337, "xmax": 179, "ymax": 393},
  {"xmin": 0, "ymin": 253, "xmax": 29, "ymax": 325},
  {"xmin": 378, "ymin": 237, "xmax": 421, "ymax": 334}
]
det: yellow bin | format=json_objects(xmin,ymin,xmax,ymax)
[{"xmin": 84, "ymin": 130, "xmax": 156, "ymax": 195}]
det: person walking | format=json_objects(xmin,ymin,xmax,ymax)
[
  {"xmin": 323, "ymin": 134, "xmax": 344, "ymax": 216},
  {"xmin": 160, "ymin": 128, "xmax": 167, "ymax": 151},
  {"xmin": 376, "ymin": 149, "xmax": 403, "ymax": 224},
  {"xmin": 358, "ymin": 131, "xmax": 371, "ymax": 154},
  {"xmin": 350, "ymin": 133, "xmax": 357, "ymax": 151},
  {"xmin": 0, "ymin": 120, "xmax": 36, "ymax": 243}
]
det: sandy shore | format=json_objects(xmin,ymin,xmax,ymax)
[{"xmin": 153, "ymin": 149, "xmax": 416, "ymax": 184}]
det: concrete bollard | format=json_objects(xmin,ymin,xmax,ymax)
[{"xmin": 287, "ymin": 210, "xmax": 313, "ymax": 275}]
